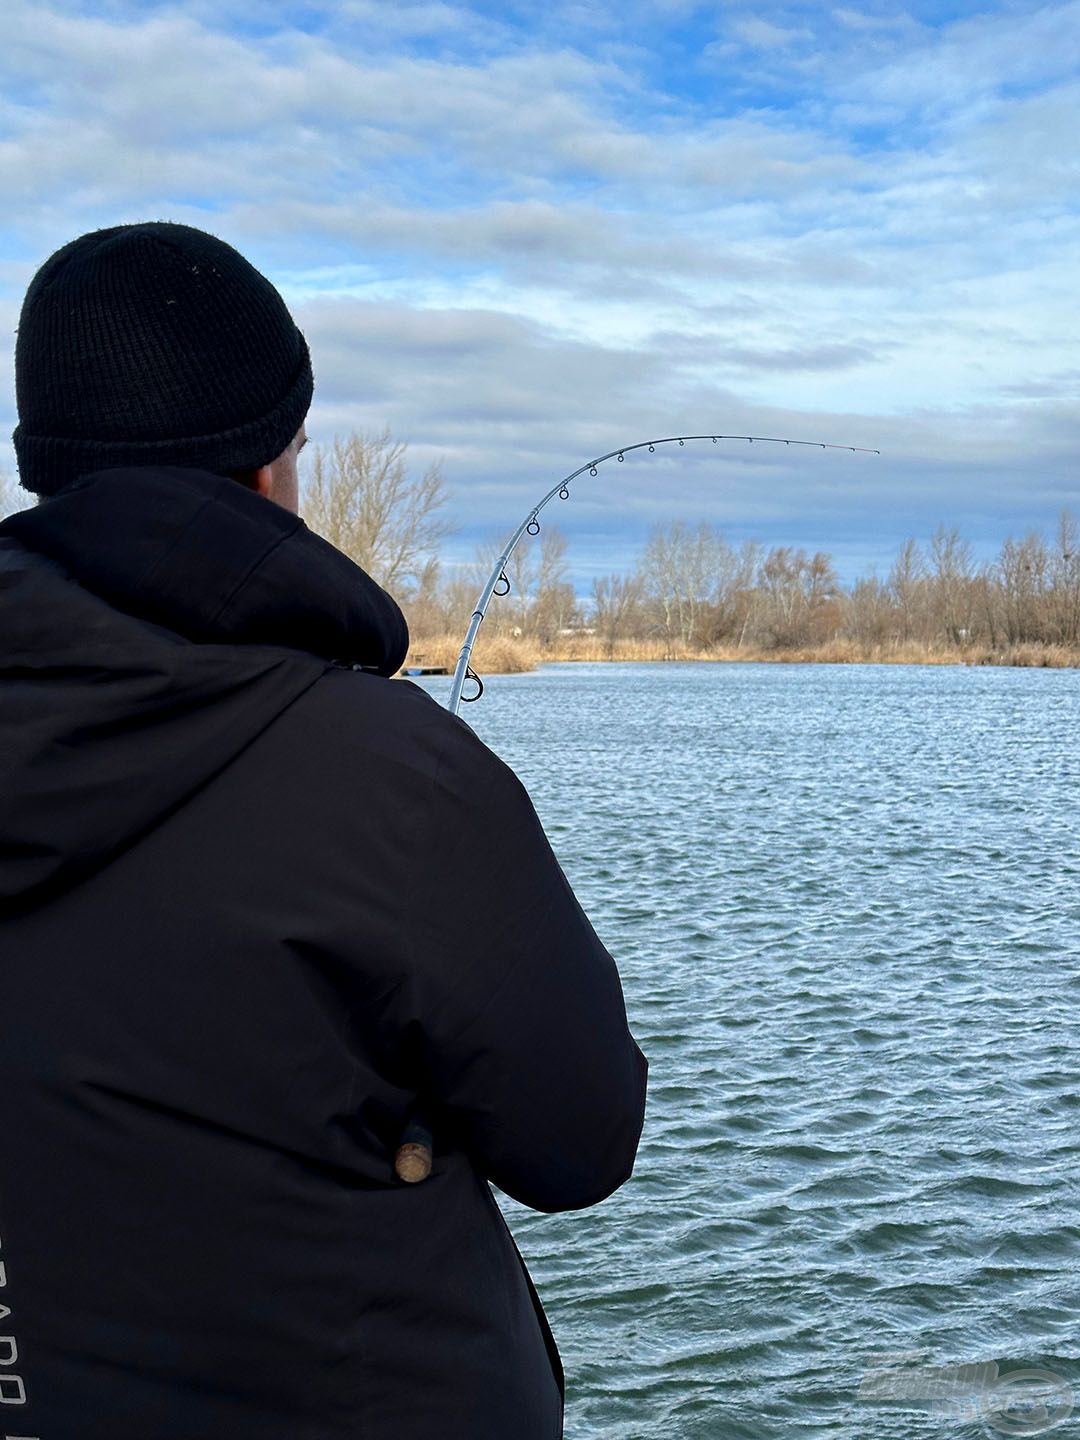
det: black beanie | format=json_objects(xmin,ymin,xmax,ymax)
[{"xmin": 13, "ymin": 221, "xmax": 313, "ymax": 497}]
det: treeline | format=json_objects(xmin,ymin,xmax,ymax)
[
  {"xmin": 301, "ymin": 432, "xmax": 1080, "ymax": 668},
  {"xmin": 405, "ymin": 516, "xmax": 1080, "ymax": 666}
]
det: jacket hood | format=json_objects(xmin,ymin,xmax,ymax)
[{"xmin": 0, "ymin": 465, "xmax": 410, "ymax": 910}]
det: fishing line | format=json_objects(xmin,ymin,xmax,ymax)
[{"xmin": 447, "ymin": 433, "xmax": 880, "ymax": 715}]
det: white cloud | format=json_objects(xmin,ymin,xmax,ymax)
[
  {"xmin": 834, "ymin": 1, "xmax": 1080, "ymax": 118},
  {"xmin": 0, "ymin": 0, "xmax": 1076, "ymax": 578},
  {"xmin": 831, "ymin": 7, "xmax": 910, "ymax": 31},
  {"xmin": 729, "ymin": 15, "xmax": 814, "ymax": 49}
]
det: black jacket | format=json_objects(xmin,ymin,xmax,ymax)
[{"xmin": 0, "ymin": 466, "xmax": 648, "ymax": 1439}]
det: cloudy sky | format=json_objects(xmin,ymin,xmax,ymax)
[{"xmin": 2, "ymin": 0, "xmax": 1078, "ymax": 585}]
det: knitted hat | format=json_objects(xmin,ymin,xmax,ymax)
[{"xmin": 13, "ymin": 221, "xmax": 313, "ymax": 497}]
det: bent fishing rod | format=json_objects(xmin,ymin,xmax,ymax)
[
  {"xmin": 392, "ymin": 429, "xmax": 880, "ymax": 1182},
  {"xmin": 447, "ymin": 432, "xmax": 879, "ymax": 715}
]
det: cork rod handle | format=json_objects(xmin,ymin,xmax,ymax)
[{"xmin": 394, "ymin": 1116, "xmax": 433, "ymax": 1184}]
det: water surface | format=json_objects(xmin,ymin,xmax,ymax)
[{"xmin": 415, "ymin": 662, "xmax": 1080, "ymax": 1438}]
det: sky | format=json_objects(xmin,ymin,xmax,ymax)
[{"xmin": 1, "ymin": 0, "xmax": 1078, "ymax": 587}]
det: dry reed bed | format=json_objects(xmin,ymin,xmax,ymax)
[
  {"xmin": 403, "ymin": 634, "xmax": 542, "ymax": 675},
  {"xmin": 402, "ymin": 633, "xmax": 1080, "ymax": 675}
]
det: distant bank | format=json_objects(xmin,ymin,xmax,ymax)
[{"xmin": 402, "ymin": 634, "xmax": 1080, "ymax": 677}]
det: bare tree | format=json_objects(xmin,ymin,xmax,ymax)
[
  {"xmin": 638, "ymin": 521, "xmax": 737, "ymax": 647},
  {"xmin": 704, "ymin": 538, "xmax": 758, "ymax": 645},
  {"xmin": 756, "ymin": 546, "xmax": 840, "ymax": 648},
  {"xmin": 997, "ymin": 531, "xmax": 1049, "ymax": 644},
  {"xmin": 427, "ymin": 570, "xmax": 481, "ymax": 638},
  {"xmin": 1048, "ymin": 510, "xmax": 1080, "ymax": 646},
  {"xmin": 844, "ymin": 575, "xmax": 893, "ymax": 647},
  {"xmin": 638, "ymin": 523, "xmax": 684, "ymax": 644},
  {"xmin": 590, "ymin": 573, "xmax": 644, "ymax": 656},
  {"xmin": 500, "ymin": 527, "xmax": 574, "ymax": 642},
  {"xmin": 887, "ymin": 538, "xmax": 927, "ymax": 643},
  {"xmin": 929, "ymin": 525, "xmax": 977, "ymax": 645},
  {"xmin": 302, "ymin": 430, "xmax": 452, "ymax": 598},
  {"xmin": 399, "ymin": 555, "xmax": 445, "ymax": 638}
]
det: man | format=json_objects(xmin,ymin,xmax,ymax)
[{"xmin": 0, "ymin": 222, "xmax": 648, "ymax": 1439}]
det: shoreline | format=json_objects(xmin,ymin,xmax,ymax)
[{"xmin": 402, "ymin": 636, "xmax": 1080, "ymax": 676}]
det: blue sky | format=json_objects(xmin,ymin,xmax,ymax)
[{"xmin": 2, "ymin": 0, "xmax": 1078, "ymax": 586}]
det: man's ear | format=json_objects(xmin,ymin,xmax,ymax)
[{"xmin": 230, "ymin": 463, "xmax": 274, "ymax": 498}]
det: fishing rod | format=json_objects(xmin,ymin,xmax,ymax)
[
  {"xmin": 393, "ymin": 429, "xmax": 879, "ymax": 1183},
  {"xmin": 446, "ymin": 432, "xmax": 880, "ymax": 715}
]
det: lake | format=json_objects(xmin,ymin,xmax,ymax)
[{"xmin": 413, "ymin": 661, "xmax": 1080, "ymax": 1438}]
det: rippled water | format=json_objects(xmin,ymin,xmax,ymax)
[{"xmin": 416, "ymin": 662, "xmax": 1080, "ymax": 1438}]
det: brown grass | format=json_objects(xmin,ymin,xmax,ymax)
[
  {"xmin": 544, "ymin": 635, "xmax": 717, "ymax": 663},
  {"xmin": 969, "ymin": 642, "xmax": 1078, "ymax": 669},
  {"xmin": 403, "ymin": 632, "xmax": 1080, "ymax": 675},
  {"xmin": 403, "ymin": 633, "xmax": 542, "ymax": 675}
]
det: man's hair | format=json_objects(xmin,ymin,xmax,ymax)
[{"xmin": 13, "ymin": 221, "xmax": 313, "ymax": 498}]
